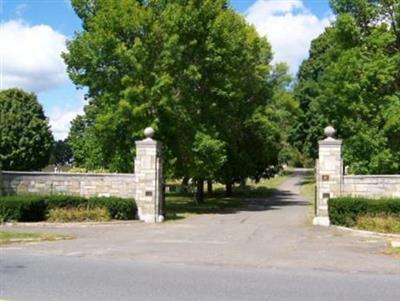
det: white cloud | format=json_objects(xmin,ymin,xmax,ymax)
[
  {"xmin": 49, "ymin": 108, "xmax": 82, "ymax": 140},
  {"xmin": 246, "ymin": 0, "xmax": 333, "ymax": 74},
  {"xmin": 0, "ymin": 20, "xmax": 68, "ymax": 92},
  {"xmin": 47, "ymin": 92, "xmax": 85, "ymax": 140},
  {"xmin": 0, "ymin": 19, "xmax": 84, "ymax": 140}
]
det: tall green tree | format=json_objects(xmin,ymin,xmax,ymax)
[
  {"xmin": 64, "ymin": 0, "xmax": 282, "ymax": 202},
  {"xmin": 268, "ymin": 63, "xmax": 300, "ymax": 167},
  {"xmin": 49, "ymin": 140, "xmax": 73, "ymax": 166},
  {"xmin": 0, "ymin": 89, "xmax": 53, "ymax": 171},
  {"xmin": 293, "ymin": 0, "xmax": 400, "ymax": 174}
]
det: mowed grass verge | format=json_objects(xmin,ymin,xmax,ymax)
[
  {"xmin": 299, "ymin": 170, "xmax": 316, "ymax": 224},
  {"xmin": 0, "ymin": 231, "xmax": 73, "ymax": 246},
  {"xmin": 386, "ymin": 241, "xmax": 400, "ymax": 258},
  {"xmin": 165, "ymin": 171, "xmax": 291, "ymax": 220},
  {"xmin": 389, "ymin": 246, "xmax": 400, "ymax": 256},
  {"xmin": 356, "ymin": 214, "xmax": 400, "ymax": 234}
]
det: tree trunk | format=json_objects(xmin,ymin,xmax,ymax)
[
  {"xmin": 207, "ymin": 180, "xmax": 213, "ymax": 194},
  {"xmin": 195, "ymin": 179, "xmax": 204, "ymax": 204},
  {"xmin": 181, "ymin": 176, "xmax": 189, "ymax": 193},
  {"xmin": 225, "ymin": 181, "xmax": 232, "ymax": 196},
  {"xmin": 240, "ymin": 178, "xmax": 246, "ymax": 189}
]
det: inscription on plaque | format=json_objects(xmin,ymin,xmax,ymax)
[
  {"xmin": 322, "ymin": 175, "xmax": 330, "ymax": 181},
  {"xmin": 322, "ymin": 193, "xmax": 330, "ymax": 199},
  {"xmin": 145, "ymin": 191, "xmax": 153, "ymax": 197}
]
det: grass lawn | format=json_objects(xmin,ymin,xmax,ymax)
[
  {"xmin": 387, "ymin": 244, "xmax": 400, "ymax": 257},
  {"xmin": 355, "ymin": 215, "xmax": 400, "ymax": 234},
  {"xmin": 299, "ymin": 170, "xmax": 316, "ymax": 223},
  {"xmin": 0, "ymin": 231, "xmax": 73, "ymax": 246},
  {"xmin": 165, "ymin": 171, "xmax": 291, "ymax": 220}
]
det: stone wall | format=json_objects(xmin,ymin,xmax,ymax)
[
  {"xmin": 314, "ymin": 126, "xmax": 400, "ymax": 226},
  {"xmin": 1, "ymin": 171, "xmax": 136, "ymax": 199},
  {"xmin": 343, "ymin": 175, "xmax": 400, "ymax": 198},
  {"xmin": 0, "ymin": 127, "xmax": 165, "ymax": 223}
]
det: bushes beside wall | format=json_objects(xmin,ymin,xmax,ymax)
[
  {"xmin": 0, "ymin": 195, "xmax": 136, "ymax": 222},
  {"xmin": 47, "ymin": 207, "xmax": 111, "ymax": 222},
  {"xmin": 329, "ymin": 197, "xmax": 400, "ymax": 227}
]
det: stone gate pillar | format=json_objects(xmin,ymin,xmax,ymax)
[
  {"xmin": 313, "ymin": 126, "xmax": 343, "ymax": 226},
  {"xmin": 134, "ymin": 127, "xmax": 164, "ymax": 223}
]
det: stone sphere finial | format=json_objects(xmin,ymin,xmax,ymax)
[
  {"xmin": 144, "ymin": 127, "xmax": 155, "ymax": 139},
  {"xmin": 324, "ymin": 126, "xmax": 336, "ymax": 138}
]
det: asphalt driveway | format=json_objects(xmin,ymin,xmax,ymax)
[{"xmin": 1, "ymin": 170, "xmax": 399, "ymax": 273}]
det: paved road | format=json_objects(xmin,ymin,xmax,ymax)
[
  {"xmin": 1, "ymin": 170, "xmax": 399, "ymax": 300},
  {"xmin": 1, "ymin": 253, "xmax": 400, "ymax": 301}
]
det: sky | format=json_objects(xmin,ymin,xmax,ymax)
[{"xmin": 0, "ymin": 0, "xmax": 333, "ymax": 140}]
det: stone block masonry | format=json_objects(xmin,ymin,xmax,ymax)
[
  {"xmin": 314, "ymin": 126, "xmax": 400, "ymax": 226},
  {"xmin": 343, "ymin": 175, "xmax": 400, "ymax": 198},
  {"xmin": 314, "ymin": 126, "xmax": 343, "ymax": 226},
  {"xmin": 134, "ymin": 127, "xmax": 164, "ymax": 223},
  {"xmin": 1, "ymin": 171, "xmax": 136, "ymax": 199},
  {"xmin": 0, "ymin": 127, "xmax": 165, "ymax": 224}
]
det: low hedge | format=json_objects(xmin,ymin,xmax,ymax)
[
  {"xmin": 329, "ymin": 197, "xmax": 400, "ymax": 227},
  {"xmin": 0, "ymin": 195, "xmax": 136, "ymax": 222}
]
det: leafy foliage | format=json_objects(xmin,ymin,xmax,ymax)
[
  {"xmin": 268, "ymin": 63, "xmax": 301, "ymax": 167},
  {"xmin": 49, "ymin": 140, "xmax": 73, "ymax": 166},
  {"xmin": 64, "ymin": 0, "xmax": 291, "ymax": 201},
  {"xmin": 0, "ymin": 195, "xmax": 136, "ymax": 222},
  {"xmin": 0, "ymin": 195, "xmax": 47, "ymax": 222},
  {"xmin": 0, "ymin": 89, "xmax": 53, "ymax": 171},
  {"xmin": 292, "ymin": 0, "xmax": 400, "ymax": 174},
  {"xmin": 329, "ymin": 196, "xmax": 400, "ymax": 227}
]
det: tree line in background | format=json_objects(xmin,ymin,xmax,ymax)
[
  {"xmin": 291, "ymin": 0, "xmax": 400, "ymax": 174},
  {"xmin": 1, "ymin": 0, "xmax": 399, "ymax": 202}
]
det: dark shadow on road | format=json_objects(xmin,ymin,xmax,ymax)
[
  {"xmin": 243, "ymin": 189, "xmax": 309, "ymax": 212},
  {"xmin": 165, "ymin": 174, "xmax": 309, "ymax": 220}
]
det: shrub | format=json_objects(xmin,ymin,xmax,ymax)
[
  {"xmin": 329, "ymin": 197, "xmax": 400, "ymax": 227},
  {"xmin": 0, "ymin": 195, "xmax": 46, "ymax": 222},
  {"xmin": 44, "ymin": 195, "xmax": 89, "ymax": 210},
  {"xmin": 69, "ymin": 167, "xmax": 111, "ymax": 173},
  {"xmin": 47, "ymin": 207, "xmax": 111, "ymax": 222},
  {"xmin": 88, "ymin": 197, "xmax": 136, "ymax": 220},
  {"xmin": 0, "ymin": 195, "xmax": 136, "ymax": 222}
]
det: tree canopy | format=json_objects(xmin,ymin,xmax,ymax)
[
  {"xmin": 49, "ymin": 140, "xmax": 73, "ymax": 166},
  {"xmin": 0, "ymin": 89, "xmax": 54, "ymax": 171},
  {"xmin": 64, "ymin": 0, "xmax": 290, "ymax": 200},
  {"xmin": 292, "ymin": 0, "xmax": 400, "ymax": 174}
]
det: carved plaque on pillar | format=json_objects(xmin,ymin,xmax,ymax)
[
  {"xmin": 322, "ymin": 193, "xmax": 330, "ymax": 199},
  {"xmin": 145, "ymin": 191, "xmax": 153, "ymax": 197},
  {"xmin": 322, "ymin": 175, "xmax": 330, "ymax": 181}
]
